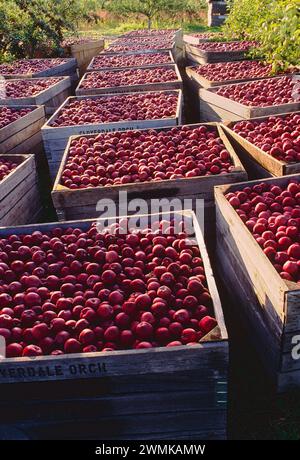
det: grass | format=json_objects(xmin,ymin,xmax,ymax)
[{"xmin": 76, "ymin": 18, "xmax": 220, "ymax": 37}]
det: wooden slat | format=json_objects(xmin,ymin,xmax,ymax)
[
  {"xmin": 277, "ymin": 368, "xmax": 300, "ymax": 392},
  {"xmin": 0, "ymin": 335, "xmax": 227, "ymax": 385},
  {"xmin": 0, "ymin": 390, "xmax": 221, "ymax": 423},
  {"xmin": 0, "ymin": 105, "xmax": 44, "ymax": 143},
  {"xmin": 69, "ymin": 39, "xmax": 104, "ymax": 54},
  {"xmin": 0, "ymin": 181, "xmax": 42, "ymax": 227},
  {"xmin": 0, "ymin": 154, "xmax": 34, "ymax": 202},
  {"xmin": 8, "ymin": 409, "xmax": 227, "ymax": 440},
  {"xmin": 199, "ymin": 99, "xmax": 245, "ymax": 122},
  {"xmin": 6, "ymin": 131, "xmax": 43, "ymax": 156},
  {"xmin": 0, "ymin": 117, "xmax": 45, "ymax": 154},
  {"xmin": 284, "ymin": 290, "xmax": 300, "ymax": 333},
  {"xmin": 0, "ymin": 170, "xmax": 38, "ymax": 222}
]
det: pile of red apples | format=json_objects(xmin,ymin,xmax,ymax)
[
  {"xmin": 0, "ymin": 77, "xmax": 62, "ymax": 99},
  {"xmin": 216, "ymin": 76, "xmax": 299, "ymax": 107},
  {"xmin": 0, "ymin": 220, "xmax": 218, "ymax": 358},
  {"xmin": 60, "ymin": 125, "xmax": 234, "ymax": 189},
  {"xmin": 0, "ymin": 59, "xmax": 68, "ymax": 76},
  {"xmin": 0, "ymin": 107, "xmax": 33, "ymax": 129},
  {"xmin": 231, "ymin": 113, "xmax": 300, "ymax": 163},
  {"xmin": 50, "ymin": 92, "xmax": 179, "ymax": 127},
  {"xmin": 90, "ymin": 52, "xmax": 172, "ymax": 70},
  {"xmin": 79, "ymin": 67, "xmax": 178, "ymax": 89},
  {"xmin": 191, "ymin": 60, "xmax": 279, "ymax": 82},
  {"xmin": 196, "ymin": 41, "xmax": 257, "ymax": 52},
  {"xmin": 226, "ymin": 180, "xmax": 300, "ymax": 283},
  {"xmin": 124, "ymin": 30, "xmax": 176, "ymax": 38},
  {"xmin": 0, "ymin": 158, "xmax": 18, "ymax": 181},
  {"xmin": 107, "ymin": 40, "xmax": 173, "ymax": 53}
]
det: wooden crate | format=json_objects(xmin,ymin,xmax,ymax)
[
  {"xmin": 0, "ymin": 154, "xmax": 42, "ymax": 226},
  {"xmin": 183, "ymin": 34, "xmax": 205, "ymax": 46},
  {"xmin": 64, "ymin": 39, "xmax": 105, "ymax": 77},
  {"xmin": 2, "ymin": 58, "xmax": 78, "ymax": 80},
  {"xmin": 75, "ymin": 64, "xmax": 183, "ymax": 96},
  {"xmin": 86, "ymin": 51, "xmax": 175, "ymax": 72},
  {"xmin": 186, "ymin": 65, "xmax": 282, "ymax": 89},
  {"xmin": 0, "ymin": 105, "xmax": 45, "ymax": 154},
  {"xmin": 0, "ymin": 211, "xmax": 228, "ymax": 440},
  {"xmin": 51, "ymin": 123, "xmax": 247, "ymax": 238},
  {"xmin": 208, "ymin": 1, "xmax": 228, "ymax": 16},
  {"xmin": 105, "ymin": 42, "xmax": 176, "ymax": 56},
  {"xmin": 222, "ymin": 112, "xmax": 300, "ymax": 178},
  {"xmin": 215, "ymin": 174, "xmax": 300, "ymax": 392},
  {"xmin": 41, "ymin": 90, "xmax": 183, "ymax": 181},
  {"xmin": 183, "ymin": 32, "xmax": 223, "ymax": 46},
  {"xmin": 199, "ymin": 79, "xmax": 300, "ymax": 122},
  {"xmin": 0, "ymin": 107, "xmax": 51, "ymax": 197},
  {"xmin": 0, "ymin": 77, "xmax": 72, "ymax": 116},
  {"xmin": 220, "ymin": 128, "xmax": 274, "ymax": 180},
  {"xmin": 185, "ymin": 43, "xmax": 248, "ymax": 65}
]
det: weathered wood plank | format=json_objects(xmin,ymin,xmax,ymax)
[{"xmin": 7, "ymin": 409, "xmax": 227, "ymax": 440}]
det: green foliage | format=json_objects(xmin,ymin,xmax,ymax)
[
  {"xmin": 0, "ymin": 0, "xmax": 101, "ymax": 60},
  {"xmin": 107, "ymin": 0, "xmax": 206, "ymax": 28},
  {"xmin": 223, "ymin": 0, "xmax": 300, "ymax": 71}
]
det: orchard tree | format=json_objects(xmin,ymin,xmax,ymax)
[
  {"xmin": 108, "ymin": 0, "xmax": 189, "ymax": 29},
  {"xmin": 0, "ymin": 0, "xmax": 100, "ymax": 59},
  {"xmin": 223, "ymin": 0, "xmax": 300, "ymax": 71}
]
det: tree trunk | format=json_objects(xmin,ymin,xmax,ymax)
[{"xmin": 147, "ymin": 17, "xmax": 152, "ymax": 29}]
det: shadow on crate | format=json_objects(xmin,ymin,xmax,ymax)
[{"xmin": 213, "ymin": 255, "xmax": 300, "ymax": 440}]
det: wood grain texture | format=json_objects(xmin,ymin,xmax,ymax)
[
  {"xmin": 0, "ymin": 154, "xmax": 41, "ymax": 226},
  {"xmin": 199, "ymin": 99, "xmax": 246, "ymax": 122}
]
